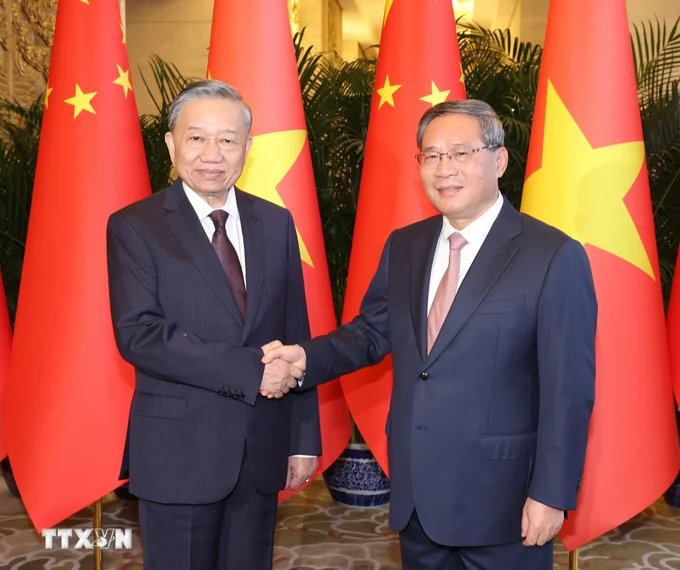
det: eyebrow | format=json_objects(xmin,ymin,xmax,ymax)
[{"xmin": 186, "ymin": 126, "xmax": 239, "ymax": 134}]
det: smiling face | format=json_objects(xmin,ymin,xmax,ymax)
[
  {"xmin": 419, "ymin": 113, "xmax": 508, "ymax": 230},
  {"xmin": 165, "ymin": 97, "xmax": 252, "ymax": 207}
]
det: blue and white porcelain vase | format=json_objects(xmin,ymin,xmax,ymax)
[{"xmin": 323, "ymin": 443, "xmax": 390, "ymax": 507}]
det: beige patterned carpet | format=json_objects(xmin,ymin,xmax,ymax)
[{"xmin": 0, "ymin": 477, "xmax": 679, "ymax": 569}]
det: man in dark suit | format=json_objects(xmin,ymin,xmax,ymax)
[
  {"xmin": 107, "ymin": 80, "xmax": 321, "ymax": 570},
  {"xmin": 263, "ymin": 100, "xmax": 597, "ymax": 569}
]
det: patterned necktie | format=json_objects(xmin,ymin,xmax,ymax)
[
  {"xmin": 209, "ymin": 210, "xmax": 246, "ymax": 320},
  {"xmin": 427, "ymin": 232, "xmax": 468, "ymax": 354}
]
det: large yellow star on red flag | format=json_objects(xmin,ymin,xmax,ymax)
[
  {"xmin": 237, "ymin": 130, "xmax": 313, "ymax": 267},
  {"xmin": 522, "ymin": 80, "xmax": 652, "ymax": 278},
  {"xmin": 420, "ymin": 82, "xmax": 451, "ymax": 106},
  {"xmin": 383, "ymin": 0, "xmax": 394, "ymax": 27},
  {"xmin": 64, "ymin": 84, "xmax": 97, "ymax": 118},
  {"xmin": 113, "ymin": 65, "xmax": 133, "ymax": 98},
  {"xmin": 377, "ymin": 75, "xmax": 402, "ymax": 110}
]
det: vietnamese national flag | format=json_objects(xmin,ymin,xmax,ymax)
[
  {"xmin": 0, "ymin": 272, "xmax": 11, "ymax": 460},
  {"xmin": 207, "ymin": 0, "xmax": 351, "ymax": 500},
  {"xmin": 339, "ymin": 0, "xmax": 466, "ymax": 473},
  {"xmin": 520, "ymin": 0, "xmax": 680, "ymax": 550},
  {"xmin": 4, "ymin": 0, "xmax": 150, "ymax": 531},
  {"xmin": 667, "ymin": 251, "xmax": 680, "ymax": 403}
]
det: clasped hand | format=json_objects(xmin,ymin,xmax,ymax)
[{"xmin": 259, "ymin": 341, "xmax": 307, "ymax": 399}]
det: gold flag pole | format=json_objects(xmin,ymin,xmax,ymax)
[
  {"xmin": 569, "ymin": 547, "xmax": 579, "ymax": 570},
  {"xmin": 93, "ymin": 498, "xmax": 103, "ymax": 570}
]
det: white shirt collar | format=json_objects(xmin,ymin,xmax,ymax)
[
  {"xmin": 440, "ymin": 192, "xmax": 504, "ymax": 248},
  {"xmin": 182, "ymin": 181, "xmax": 240, "ymax": 222}
]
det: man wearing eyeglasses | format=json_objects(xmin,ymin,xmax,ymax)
[{"xmin": 263, "ymin": 100, "xmax": 597, "ymax": 569}]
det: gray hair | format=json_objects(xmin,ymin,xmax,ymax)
[
  {"xmin": 416, "ymin": 99, "xmax": 505, "ymax": 150},
  {"xmin": 168, "ymin": 79, "xmax": 253, "ymax": 133}
]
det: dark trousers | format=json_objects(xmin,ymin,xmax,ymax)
[
  {"xmin": 399, "ymin": 510, "xmax": 553, "ymax": 570},
  {"xmin": 138, "ymin": 449, "xmax": 278, "ymax": 570}
]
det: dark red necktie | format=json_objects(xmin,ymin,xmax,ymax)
[{"xmin": 209, "ymin": 210, "xmax": 246, "ymax": 320}]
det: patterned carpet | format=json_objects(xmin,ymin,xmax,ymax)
[{"xmin": 0, "ymin": 477, "xmax": 679, "ymax": 569}]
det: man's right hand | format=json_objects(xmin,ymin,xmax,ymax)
[
  {"xmin": 260, "ymin": 344, "xmax": 307, "ymax": 399},
  {"xmin": 260, "ymin": 357, "xmax": 302, "ymax": 399}
]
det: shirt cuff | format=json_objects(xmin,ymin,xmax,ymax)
[{"xmin": 291, "ymin": 455, "xmax": 317, "ymax": 458}]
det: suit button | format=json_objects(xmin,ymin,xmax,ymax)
[
  {"xmin": 218, "ymin": 389, "xmax": 226, "ymax": 397},
  {"xmin": 419, "ymin": 372, "xmax": 428, "ymax": 381}
]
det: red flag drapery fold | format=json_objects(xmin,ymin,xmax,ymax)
[
  {"xmin": 520, "ymin": 0, "xmax": 680, "ymax": 550},
  {"xmin": 207, "ymin": 0, "xmax": 351, "ymax": 500},
  {"xmin": 339, "ymin": 0, "xmax": 466, "ymax": 473},
  {"xmin": 4, "ymin": 0, "xmax": 151, "ymax": 531}
]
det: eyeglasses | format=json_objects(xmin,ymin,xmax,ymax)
[{"xmin": 415, "ymin": 144, "xmax": 498, "ymax": 167}]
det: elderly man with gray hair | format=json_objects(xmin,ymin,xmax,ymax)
[
  {"xmin": 106, "ymin": 79, "xmax": 321, "ymax": 570},
  {"xmin": 262, "ymin": 99, "xmax": 597, "ymax": 569}
]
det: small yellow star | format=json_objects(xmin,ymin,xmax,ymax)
[
  {"xmin": 44, "ymin": 86, "xmax": 53, "ymax": 109},
  {"xmin": 237, "ymin": 130, "xmax": 313, "ymax": 267},
  {"xmin": 420, "ymin": 82, "xmax": 451, "ymax": 107},
  {"xmin": 521, "ymin": 80, "xmax": 652, "ymax": 278},
  {"xmin": 120, "ymin": 21, "xmax": 126, "ymax": 44},
  {"xmin": 459, "ymin": 63, "xmax": 465, "ymax": 85},
  {"xmin": 113, "ymin": 65, "xmax": 133, "ymax": 98},
  {"xmin": 80, "ymin": 0, "xmax": 89, "ymax": 4},
  {"xmin": 377, "ymin": 75, "xmax": 402, "ymax": 110},
  {"xmin": 64, "ymin": 84, "xmax": 97, "ymax": 118},
  {"xmin": 207, "ymin": 70, "xmax": 212, "ymax": 80},
  {"xmin": 383, "ymin": 0, "xmax": 394, "ymax": 27}
]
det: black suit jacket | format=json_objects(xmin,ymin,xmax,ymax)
[
  {"xmin": 301, "ymin": 198, "xmax": 597, "ymax": 546},
  {"xmin": 107, "ymin": 179, "xmax": 321, "ymax": 504}
]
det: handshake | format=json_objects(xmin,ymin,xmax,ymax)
[{"xmin": 258, "ymin": 341, "xmax": 307, "ymax": 399}]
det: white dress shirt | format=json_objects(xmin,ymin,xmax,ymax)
[
  {"xmin": 183, "ymin": 183, "xmax": 247, "ymax": 287},
  {"xmin": 427, "ymin": 192, "xmax": 504, "ymax": 314}
]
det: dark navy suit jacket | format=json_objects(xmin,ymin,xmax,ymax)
[
  {"xmin": 107, "ymin": 179, "xmax": 321, "ymax": 504},
  {"xmin": 301, "ymin": 198, "xmax": 596, "ymax": 547}
]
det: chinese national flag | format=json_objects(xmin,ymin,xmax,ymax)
[
  {"xmin": 207, "ymin": 0, "xmax": 351, "ymax": 500},
  {"xmin": 520, "ymin": 0, "xmax": 680, "ymax": 550},
  {"xmin": 4, "ymin": 0, "xmax": 150, "ymax": 530},
  {"xmin": 340, "ymin": 0, "xmax": 465, "ymax": 473},
  {"xmin": 0, "ymin": 272, "xmax": 11, "ymax": 460},
  {"xmin": 667, "ymin": 251, "xmax": 680, "ymax": 403}
]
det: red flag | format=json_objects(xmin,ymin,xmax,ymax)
[
  {"xmin": 207, "ymin": 0, "xmax": 351, "ymax": 500},
  {"xmin": 668, "ymin": 251, "xmax": 680, "ymax": 403},
  {"xmin": 520, "ymin": 0, "xmax": 680, "ymax": 550},
  {"xmin": 0, "ymin": 272, "xmax": 12, "ymax": 460},
  {"xmin": 4, "ymin": 0, "xmax": 150, "ymax": 530},
  {"xmin": 339, "ymin": 0, "xmax": 465, "ymax": 473}
]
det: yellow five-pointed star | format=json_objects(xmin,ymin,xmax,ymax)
[
  {"xmin": 522, "ymin": 80, "xmax": 652, "ymax": 278},
  {"xmin": 459, "ymin": 63, "xmax": 465, "ymax": 85},
  {"xmin": 237, "ymin": 130, "xmax": 313, "ymax": 267},
  {"xmin": 80, "ymin": 0, "xmax": 89, "ymax": 4},
  {"xmin": 420, "ymin": 81, "xmax": 451, "ymax": 107},
  {"xmin": 377, "ymin": 75, "xmax": 402, "ymax": 109},
  {"xmin": 383, "ymin": 0, "xmax": 394, "ymax": 27},
  {"xmin": 120, "ymin": 21, "xmax": 126, "ymax": 44},
  {"xmin": 64, "ymin": 84, "xmax": 97, "ymax": 118},
  {"xmin": 207, "ymin": 70, "xmax": 212, "ymax": 80},
  {"xmin": 113, "ymin": 64, "xmax": 133, "ymax": 98},
  {"xmin": 44, "ymin": 86, "xmax": 53, "ymax": 109}
]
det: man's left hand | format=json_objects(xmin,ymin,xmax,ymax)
[
  {"xmin": 286, "ymin": 456, "xmax": 318, "ymax": 490},
  {"xmin": 521, "ymin": 497, "xmax": 564, "ymax": 547}
]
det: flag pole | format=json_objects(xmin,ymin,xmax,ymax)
[
  {"xmin": 93, "ymin": 498, "xmax": 103, "ymax": 570},
  {"xmin": 569, "ymin": 547, "xmax": 579, "ymax": 570}
]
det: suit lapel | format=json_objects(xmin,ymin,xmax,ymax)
[
  {"xmin": 163, "ymin": 180, "xmax": 245, "ymax": 325},
  {"xmin": 410, "ymin": 217, "xmax": 443, "ymax": 362},
  {"xmin": 426, "ymin": 199, "xmax": 522, "ymax": 365},
  {"xmin": 235, "ymin": 189, "xmax": 264, "ymax": 341}
]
